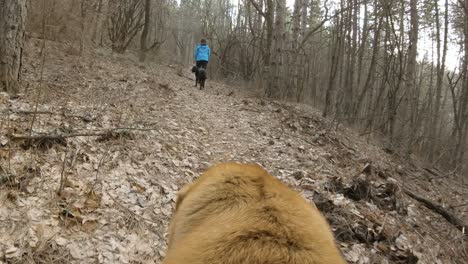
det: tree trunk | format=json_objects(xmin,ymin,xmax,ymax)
[
  {"xmin": 140, "ymin": 0, "xmax": 151, "ymax": 62},
  {"xmin": 266, "ymin": 0, "xmax": 285, "ymax": 98},
  {"xmin": 455, "ymin": 0, "xmax": 468, "ymax": 176},
  {"xmin": 291, "ymin": 0, "xmax": 301, "ymax": 100},
  {"xmin": 354, "ymin": 8, "xmax": 382, "ymax": 118},
  {"xmin": 0, "ymin": 0, "xmax": 28, "ymax": 93},
  {"xmin": 93, "ymin": 0, "xmax": 109, "ymax": 46},
  {"xmin": 344, "ymin": 0, "xmax": 358, "ymax": 117},
  {"xmin": 323, "ymin": 15, "xmax": 343, "ymax": 118},
  {"xmin": 301, "ymin": 0, "xmax": 308, "ymax": 38},
  {"xmin": 79, "ymin": 0, "xmax": 88, "ymax": 56},
  {"xmin": 428, "ymin": 0, "xmax": 444, "ymax": 161},
  {"xmin": 356, "ymin": 0, "xmax": 368, "ymax": 95},
  {"xmin": 264, "ymin": 0, "xmax": 274, "ymax": 78},
  {"xmin": 292, "ymin": 0, "xmax": 301, "ymax": 49},
  {"xmin": 404, "ymin": 0, "xmax": 419, "ymax": 156},
  {"xmin": 436, "ymin": 0, "xmax": 449, "ymax": 154}
]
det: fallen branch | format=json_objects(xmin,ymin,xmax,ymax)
[
  {"xmin": 404, "ymin": 188, "xmax": 467, "ymax": 234},
  {"xmin": 14, "ymin": 110, "xmax": 55, "ymax": 115},
  {"xmin": 12, "ymin": 110, "xmax": 95, "ymax": 122},
  {"xmin": 12, "ymin": 132, "xmax": 106, "ymax": 140},
  {"xmin": 10, "ymin": 127, "xmax": 159, "ymax": 140},
  {"xmin": 240, "ymin": 107, "xmax": 261, "ymax": 113}
]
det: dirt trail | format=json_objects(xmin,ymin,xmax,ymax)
[{"xmin": 0, "ymin": 41, "xmax": 467, "ymax": 263}]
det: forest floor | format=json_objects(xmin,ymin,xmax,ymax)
[{"xmin": 1, "ymin": 38, "xmax": 467, "ymax": 264}]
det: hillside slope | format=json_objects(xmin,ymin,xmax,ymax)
[{"xmin": 0, "ymin": 40, "xmax": 467, "ymax": 263}]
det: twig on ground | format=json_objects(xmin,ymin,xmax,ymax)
[
  {"xmin": 240, "ymin": 107, "xmax": 261, "ymax": 113},
  {"xmin": 57, "ymin": 151, "xmax": 68, "ymax": 195},
  {"xmin": 104, "ymin": 190, "xmax": 164, "ymax": 238},
  {"xmin": 93, "ymin": 150, "xmax": 109, "ymax": 185},
  {"xmin": 105, "ymin": 190, "xmax": 161, "ymax": 225},
  {"xmin": 13, "ymin": 110, "xmax": 94, "ymax": 122},
  {"xmin": 453, "ymin": 202, "xmax": 468, "ymax": 208},
  {"xmin": 14, "ymin": 110, "xmax": 55, "ymax": 115}
]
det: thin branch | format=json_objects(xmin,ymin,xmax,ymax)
[
  {"xmin": 453, "ymin": 202, "xmax": 468, "ymax": 208},
  {"xmin": 104, "ymin": 190, "xmax": 163, "ymax": 227},
  {"xmin": 247, "ymin": 0, "xmax": 266, "ymax": 18},
  {"xmin": 13, "ymin": 110, "xmax": 94, "ymax": 122},
  {"xmin": 93, "ymin": 150, "xmax": 109, "ymax": 184},
  {"xmin": 458, "ymin": 0, "xmax": 468, "ymax": 15},
  {"xmin": 57, "ymin": 151, "xmax": 69, "ymax": 195}
]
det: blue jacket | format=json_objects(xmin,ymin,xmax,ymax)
[{"xmin": 194, "ymin": 44, "xmax": 211, "ymax": 62}]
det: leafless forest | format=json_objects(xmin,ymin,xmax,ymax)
[
  {"xmin": 1, "ymin": 0, "xmax": 467, "ymax": 180},
  {"xmin": 1, "ymin": 0, "xmax": 468, "ymax": 263}
]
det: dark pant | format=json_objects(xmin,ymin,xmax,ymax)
[{"xmin": 196, "ymin": 60, "xmax": 208, "ymax": 69}]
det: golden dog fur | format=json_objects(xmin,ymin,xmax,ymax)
[{"xmin": 163, "ymin": 163, "xmax": 346, "ymax": 264}]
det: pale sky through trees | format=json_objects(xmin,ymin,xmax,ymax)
[{"xmin": 178, "ymin": 0, "xmax": 460, "ymax": 69}]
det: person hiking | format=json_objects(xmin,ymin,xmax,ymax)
[
  {"xmin": 194, "ymin": 38, "xmax": 211, "ymax": 70},
  {"xmin": 193, "ymin": 38, "xmax": 211, "ymax": 89}
]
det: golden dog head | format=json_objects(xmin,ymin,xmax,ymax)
[{"xmin": 164, "ymin": 162, "xmax": 347, "ymax": 264}]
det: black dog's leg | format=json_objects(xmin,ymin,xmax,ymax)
[
  {"xmin": 193, "ymin": 66, "xmax": 199, "ymax": 87},
  {"xmin": 197, "ymin": 67, "xmax": 206, "ymax": 90},
  {"xmin": 200, "ymin": 78, "xmax": 205, "ymax": 90}
]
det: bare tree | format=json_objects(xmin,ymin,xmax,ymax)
[
  {"xmin": 0, "ymin": 0, "xmax": 28, "ymax": 93},
  {"xmin": 93, "ymin": 0, "xmax": 109, "ymax": 46},
  {"xmin": 453, "ymin": 0, "xmax": 468, "ymax": 175},
  {"xmin": 404, "ymin": 0, "xmax": 419, "ymax": 156},
  {"xmin": 139, "ymin": 0, "xmax": 165, "ymax": 62},
  {"xmin": 108, "ymin": 0, "xmax": 144, "ymax": 53},
  {"xmin": 265, "ymin": 0, "xmax": 286, "ymax": 98}
]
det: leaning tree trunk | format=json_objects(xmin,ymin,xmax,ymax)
[
  {"xmin": 0, "ymin": 0, "xmax": 28, "ymax": 93},
  {"xmin": 139, "ymin": 0, "xmax": 151, "ymax": 62}
]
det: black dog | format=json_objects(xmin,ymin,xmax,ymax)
[{"xmin": 191, "ymin": 66, "xmax": 207, "ymax": 90}]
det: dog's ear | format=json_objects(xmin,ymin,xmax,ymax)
[
  {"xmin": 175, "ymin": 183, "xmax": 194, "ymax": 210},
  {"xmin": 167, "ymin": 183, "xmax": 193, "ymax": 249}
]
